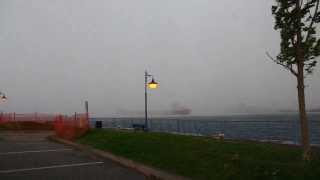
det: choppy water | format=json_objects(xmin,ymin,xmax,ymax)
[{"xmin": 91, "ymin": 113, "xmax": 320, "ymax": 146}]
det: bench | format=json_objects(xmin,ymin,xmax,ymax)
[{"xmin": 132, "ymin": 124, "xmax": 145, "ymax": 131}]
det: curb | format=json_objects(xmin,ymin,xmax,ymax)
[{"xmin": 48, "ymin": 136, "xmax": 190, "ymax": 180}]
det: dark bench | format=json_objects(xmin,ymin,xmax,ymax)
[{"xmin": 132, "ymin": 124, "xmax": 145, "ymax": 131}]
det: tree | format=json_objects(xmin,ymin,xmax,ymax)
[{"xmin": 268, "ymin": 0, "xmax": 320, "ymax": 160}]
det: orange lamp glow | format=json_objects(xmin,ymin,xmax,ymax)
[
  {"xmin": 0, "ymin": 95, "xmax": 7, "ymax": 102},
  {"xmin": 148, "ymin": 79, "xmax": 158, "ymax": 89}
]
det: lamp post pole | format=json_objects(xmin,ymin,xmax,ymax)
[
  {"xmin": 144, "ymin": 70, "xmax": 158, "ymax": 132},
  {"xmin": 144, "ymin": 71, "xmax": 150, "ymax": 131}
]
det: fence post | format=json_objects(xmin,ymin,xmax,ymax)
[
  {"xmin": 13, "ymin": 112, "xmax": 19, "ymax": 130},
  {"xmin": 223, "ymin": 119, "xmax": 226, "ymax": 134},
  {"xmin": 295, "ymin": 118, "xmax": 299, "ymax": 145},
  {"xmin": 149, "ymin": 119, "xmax": 152, "ymax": 131},
  {"xmin": 193, "ymin": 121, "xmax": 197, "ymax": 135},
  {"xmin": 74, "ymin": 112, "xmax": 77, "ymax": 126},
  {"xmin": 85, "ymin": 101, "xmax": 89, "ymax": 128}
]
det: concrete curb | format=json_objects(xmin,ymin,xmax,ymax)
[{"xmin": 48, "ymin": 136, "xmax": 190, "ymax": 180}]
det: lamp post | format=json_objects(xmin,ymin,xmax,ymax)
[{"xmin": 144, "ymin": 71, "xmax": 158, "ymax": 131}]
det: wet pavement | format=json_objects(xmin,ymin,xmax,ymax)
[{"xmin": 0, "ymin": 131, "xmax": 145, "ymax": 180}]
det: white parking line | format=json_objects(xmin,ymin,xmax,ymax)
[
  {"xmin": 0, "ymin": 162, "xmax": 104, "ymax": 174},
  {"xmin": 0, "ymin": 149, "xmax": 72, "ymax": 155}
]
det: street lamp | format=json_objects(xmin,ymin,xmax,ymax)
[
  {"xmin": 0, "ymin": 92, "xmax": 7, "ymax": 102},
  {"xmin": 145, "ymin": 71, "xmax": 158, "ymax": 131}
]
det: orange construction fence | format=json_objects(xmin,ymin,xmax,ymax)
[
  {"xmin": 0, "ymin": 113, "xmax": 56, "ymax": 123},
  {"xmin": 0, "ymin": 112, "xmax": 89, "ymax": 140},
  {"xmin": 53, "ymin": 113, "xmax": 90, "ymax": 140},
  {"xmin": 0, "ymin": 113, "xmax": 55, "ymax": 130}
]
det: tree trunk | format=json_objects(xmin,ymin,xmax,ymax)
[
  {"xmin": 295, "ymin": 0, "xmax": 311, "ymax": 160},
  {"xmin": 297, "ymin": 62, "xmax": 311, "ymax": 160}
]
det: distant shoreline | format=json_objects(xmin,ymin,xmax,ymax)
[{"xmin": 91, "ymin": 112, "xmax": 320, "ymax": 119}]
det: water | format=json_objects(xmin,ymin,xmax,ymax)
[{"xmin": 90, "ymin": 113, "xmax": 320, "ymax": 146}]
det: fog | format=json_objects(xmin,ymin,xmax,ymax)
[{"xmin": 0, "ymin": 0, "xmax": 319, "ymax": 116}]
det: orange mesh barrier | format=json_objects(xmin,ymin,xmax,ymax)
[
  {"xmin": 53, "ymin": 113, "xmax": 89, "ymax": 140},
  {"xmin": 0, "ymin": 113, "xmax": 55, "ymax": 130},
  {"xmin": 0, "ymin": 112, "xmax": 89, "ymax": 140}
]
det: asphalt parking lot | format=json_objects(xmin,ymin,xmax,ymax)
[{"xmin": 0, "ymin": 131, "xmax": 145, "ymax": 180}]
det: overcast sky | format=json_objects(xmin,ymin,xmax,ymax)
[{"xmin": 0, "ymin": 0, "xmax": 319, "ymax": 116}]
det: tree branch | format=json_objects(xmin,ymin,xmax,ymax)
[
  {"xmin": 301, "ymin": 0, "xmax": 305, "ymax": 8},
  {"xmin": 307, "ymin": 0, "xmax": 313, "ymax": 17},
  {"xmin": 266, "ymin": 52, "xmax": 298, "ymax": 76},
  {"xmin": 305, "ymin": 0, "xmax": 320, "ymax": 42},
  {"xmin": 291, "ymin": 37, "xmax": 296, "ymax": 47}
]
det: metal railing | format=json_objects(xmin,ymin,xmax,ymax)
[{"xmin": 90, "ymin": 113, "xmax": 320, "ymax": 146}]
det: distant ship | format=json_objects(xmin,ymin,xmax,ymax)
[
  {"xmin": 169, "ymin": 106, "xmax": 192, "ymax": 115},
  {"xmin": 169, "ymin": 103, "xmax": 192, "ymax": 115}
]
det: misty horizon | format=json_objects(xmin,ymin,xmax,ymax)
[{"xmin": 0, "ymin": 0, "xmax": 319, "ymax": 117}]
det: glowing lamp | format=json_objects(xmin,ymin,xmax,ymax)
[
  {"xmin": 148, "ymin": 78, "xmax": 158, "ymax": 89},
  {"xmin": 0, "ymin": 94, "xmax": 7, "ymax": 102}
]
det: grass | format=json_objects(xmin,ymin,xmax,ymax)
[{"xmin": 78, "ymin": 129, "xmax": 320, "ymax": 180}]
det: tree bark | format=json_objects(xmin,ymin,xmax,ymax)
[
  {"xmin": 295, "ymin": 0, "xmax": 311, "ymax": 160},
  {"xmin": 296, "ymin": 62, "xmax": 311, "ymax": 160}
]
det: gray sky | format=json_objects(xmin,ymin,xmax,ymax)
[{"xmin": 0, "ymin": 0, "xmax": 319, "ymax": 116}]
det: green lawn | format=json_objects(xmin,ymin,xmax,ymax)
[{"xmin": 77, "ymin": 129, "xmax": 320, "ymax": 180}]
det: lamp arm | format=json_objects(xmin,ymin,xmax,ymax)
[{"xmin": 145, "ymin": 72, "xmax": 153, "ymax": 77}]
